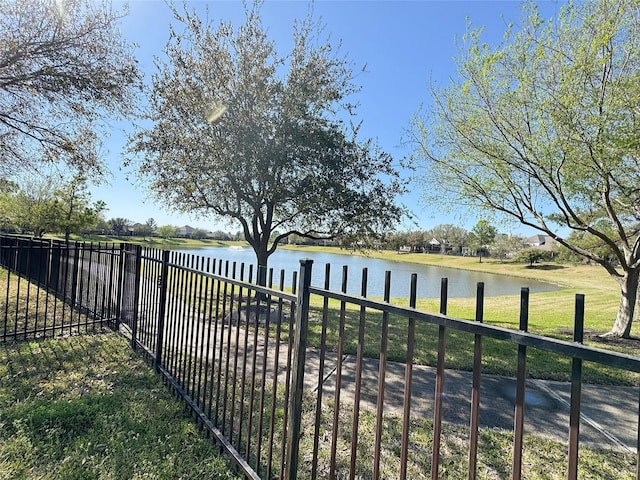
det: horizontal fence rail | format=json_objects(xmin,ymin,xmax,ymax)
[{"xmin": 1, "ymin": 235, "xmax": 639, "ymax": 479}]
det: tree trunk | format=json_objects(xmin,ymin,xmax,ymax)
[
  {"xmin": 254, "ymin": 244, "xmax": 269, "ymax": 288},
  {"xmin": 608, "ymin": 269, "xmax": 640, "ymax": 338}
]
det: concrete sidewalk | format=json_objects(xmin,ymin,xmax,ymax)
[
  {"xmin": 302, "ymin": 348, "xmax": 639, "ymax": 453},
  {"xmin": 153, "ymin": 317, "xmax": 638, "ymax": 453}
]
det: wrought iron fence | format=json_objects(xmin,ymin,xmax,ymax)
[
  {"xmin": 0, "ymin": 236, "xmax": 120, "ymax": 340},
  {"xmin": 1, "ymin": 236, "xmax": 639, "ymax": 479}
]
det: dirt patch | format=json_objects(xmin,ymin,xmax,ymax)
[
  {"xmin": 586, "ymin": 333, "xmax": 640, "ymax": 350},
  {"xmin": 558, "ymin": 327, "xmax": 640, "ymax": 350}
]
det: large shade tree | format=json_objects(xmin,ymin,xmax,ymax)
[
  {"xmin": 0, "ymin": 0, "xmax": 141, "ymax": 177},
  {"xmin": 128, "ymin": 3, "xmax": 405, "ymax": 281},
  {"xmin": 412, "ymin": 0, "xmax": 640, "ymax": 337}
]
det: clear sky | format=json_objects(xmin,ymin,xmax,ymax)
[{"xmin": 95, "ymin": 0, "xmax": 563, "ymax": 235}]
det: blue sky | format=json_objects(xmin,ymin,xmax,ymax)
[{"xmin": 96, "ymin": 0, "xmax": 563, "ymax": 234}]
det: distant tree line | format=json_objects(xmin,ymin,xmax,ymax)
[
  {"xmin": 381, "ymin": 222, "xmax": 537, "ymax": 261},
  {"xmin": 0, "ymin": 177, "xmax": 239, "ymax": 242}
]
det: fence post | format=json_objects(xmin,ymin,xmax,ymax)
[
  {"xmin": 130, "ymin": 244, "xmax": 142, "ymax": 351},
  {"xmin": 285, "ymin": 258, "xmax": 313, "ymax": 480},
  {"xmin": 567, "ymin": 293, "xmax": 585, "ymax": 480},
  {"xmin": 512, "ymin": 287, "xmax": 529, "ymax": 480},
  {"xmin": 155, "ymin": 250, "xmax": 170, "ymax": 372},
  {"xmin": 115, "ymin": 244, "xmax": 126, "ymax": 330}
]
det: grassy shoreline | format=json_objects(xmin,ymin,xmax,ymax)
[
  {"xmin": 280, "ymin": 246, "xmax": 640, "ymax": 384},
  {"xmin": 58, "ymin": 236, "xmax": 630, "ymax": 337},
  {"xmin": 51, "ymin": 236, "xmax": 640, "ymax": 353}
]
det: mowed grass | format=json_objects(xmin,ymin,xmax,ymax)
[
  {"xmin": 296, "ymin": 401, "xmax": 637, "ymax": 480},
  {"xmin": 281, "ymin": 246, "xmax": 640, "ymax": 385},
  {"xmin": 0, "ymin": 332, "xmax": 240, "ymax": 480}
]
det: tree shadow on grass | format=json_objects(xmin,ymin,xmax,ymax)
[{"xmin": 525, "ymin": 264, "xmax": 565, "ymax": 271}]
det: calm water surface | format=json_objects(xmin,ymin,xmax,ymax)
[{"xmin": 175, "ymin": 246, "xmax": 559, "ymax": 299}]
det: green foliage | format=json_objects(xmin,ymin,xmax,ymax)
[
  {"xmin": 128, "ymin": 1, "xmax": 405, "ymax": 272},
  {"xmin": 191, "ymin": 228, "xmax": 209, "ymax": 240},
  {"xmin": 413, "ymin": 0, "xmax": 640, "ymax": 336},
  {"xmin": 108, "ymin": 217, "xmax": 132, "ymax": 236},
  {"xmin": 1, "ymin": 174, "xmax": 105, "ymax": 239},
  {"xmin": 470, "ymin": 220, "xmax": 496, "ymax": 248},
  {"xmin": 428, "ymin": 223, "xmax": 469, "ymax": 254},
  {"xmin": 53, "ymin": 175, "xmax": 106, "ymax": 242},
  {"xmin": 157, "ymin": 224, "xmax": 179, "ymax": 239},
  {"xmin": 0, "ymin": 0, "xmax": 141, "ymax": 178},
  {"xmin": 468, "ymin": 220, "xmax": 497, "ymax": 261},
  {"xmin": 491, "ymin": 234, "xmax": 525, "ymax": 261},
  {"xmin": 515, "ymin": 248, "xmax": 550, "ymax": 266}
]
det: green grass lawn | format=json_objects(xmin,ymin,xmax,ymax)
[
  {"xmin": 0, "ymin": 332, "xmax": 240, "ymax": 480},
  {"xmin": 282, "ymin": 246, "xmax": 640, "ymax": 385},
  {"xmin": 283, "ymin": 245, "xmax": 632, "ymax": 339}
]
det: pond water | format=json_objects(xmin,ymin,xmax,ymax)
[{"xmin": 175, "ymin": 246, "xmax": 559, "ymax": 299}]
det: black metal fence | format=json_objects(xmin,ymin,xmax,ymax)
[
  {"xmin": 0, "ymin": 236, "xmax": 121, "ymax": 340},
  {"xmin": 1, "ymin": 236, "xmax": 640, "ymax": 479}
]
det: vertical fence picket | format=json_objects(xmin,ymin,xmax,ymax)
[
  {"xmin": 329, "ymin": 265, "xmax": 349, "ymax": 480},
  {"xmin": 311, "ymin": 263, "xmax": 331, "ymax": 480},
  {"xmin": 213, "ymin": 259, "xmax": 227, "ymax": 425},
  {"xmin": 400, "ymin": 273, "xmax": 418, "ymax": 480},
  {"xmin": 33, "ymin": 242, "xmax": 43, "ymax": 336},
  {"xmin": 193, "ymin": 256, "xmax": 206, "ymax": 406},
  {"xmin": 373, "ymin": 271, "xmax": 391, "ymax": 480},
  {"xmin": 266, "ymin": 269, "xmax": 286, "ymax": 480},
  {"xmin": 130, "ymin": 244, "xmax": 142, "ymax": 350},
  {"xmin": 255, "ymin": 267, "xmax": 274, "ymax": 475},
  {"xmin": 431, "ymin": 277, "xmax": 449, "ymax": 480},
  {"xmin": 285, "ymin": 258, "xmax": 313, "ymax": 480},
  {"xmin": 468, "ymin": 282, "xmax": 484, "ymax": 480},
  {"xmin": 22, "ymin": 240, "xmax": 32, "ymax": 338},
  {"xmin": 168, "ymin": 252, "xmax": 181, "ymax": 378},
  {"xmin": 69, "ymin": 242, "xmax": 80, "ymax": 333},
  {"xmin": 238, "ymin": 266, "xmax": 252, "ymax": 451},
  {"xmin": 567, "ymin": 294, "xmax": 585, "ymax": 480},
  {"xmin": 184, "ymin": 255, "xmax": 198, "ymax": 397},
  {"xmin": 349, "ymin": 267, "xmax": 368, "ymax": 480},
  {"xmin": 223, "ymin": 261, "xmax": 238, "ymax": 436},
  {"xmin": 230, "ymin": 263, "xmax": 245, "ymax": 447},
  {"xmin": 246, "ymin": 275, "xmax": 262, "ymax": 463},
  {"xmin": 155, "ymin": 250, "xmax": 169, "ymax": 372},
  {"xmin": 3, "ymin": 244, "xmax": 10, "ymax": 341},
  {"xmin": 201, "ymin": 258, "xmax": 215, "ymax": 420},
  {"xmin": 14, "ymin": 244, "xmax": 22, "ymax": 338},
  {"xmin": 41, "ymin": 242, "xmax": 52, "ymax": 335},
  {"xmin": 279, "ymin": 270, "xmax": 297, "ymax": 478},
  {"xmin": 198, "ymin": 258, "xmax": 213, "ymax": 416},
  {"xmin": 115, "ymin": 243, "xmax": 125, "ymax": 331},
  {"xmin": 512, "ymin": 287, "xmax": 530, "ymax": 480}
]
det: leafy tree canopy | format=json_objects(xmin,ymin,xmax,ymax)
[
  {"xmin": 0, "ymin": 173, "xmax": 104, "ymax": 238},
  {"xmin": 412, "ymin": 0, "xmax": 640, "ymax": 336},
  {"xmin": 127, "ymin": 1, "xmax": 406, "ymax": 275},
  {"xmin": 515, "ymin": 248, "xmax": 550, "ymax": 267},
  {"xmin": 0, "ymin": 0, "xmax": 142, "ymax": 178}
]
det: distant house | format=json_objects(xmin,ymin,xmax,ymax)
[
  {"xmin": 524, "ymin": 234, "xmax": 558, "ymax": 252},
  {"xmin": 177, "ymin": 225, "xmax": 196, "ymax": 238},
  {"xmin": 427, "ymin": 238, "xmax": 452, "ymax": 254}
]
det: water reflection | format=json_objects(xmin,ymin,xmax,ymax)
[{"xmin": 174, "ymin": 246, "xmax": 559, "ymax": 299}]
